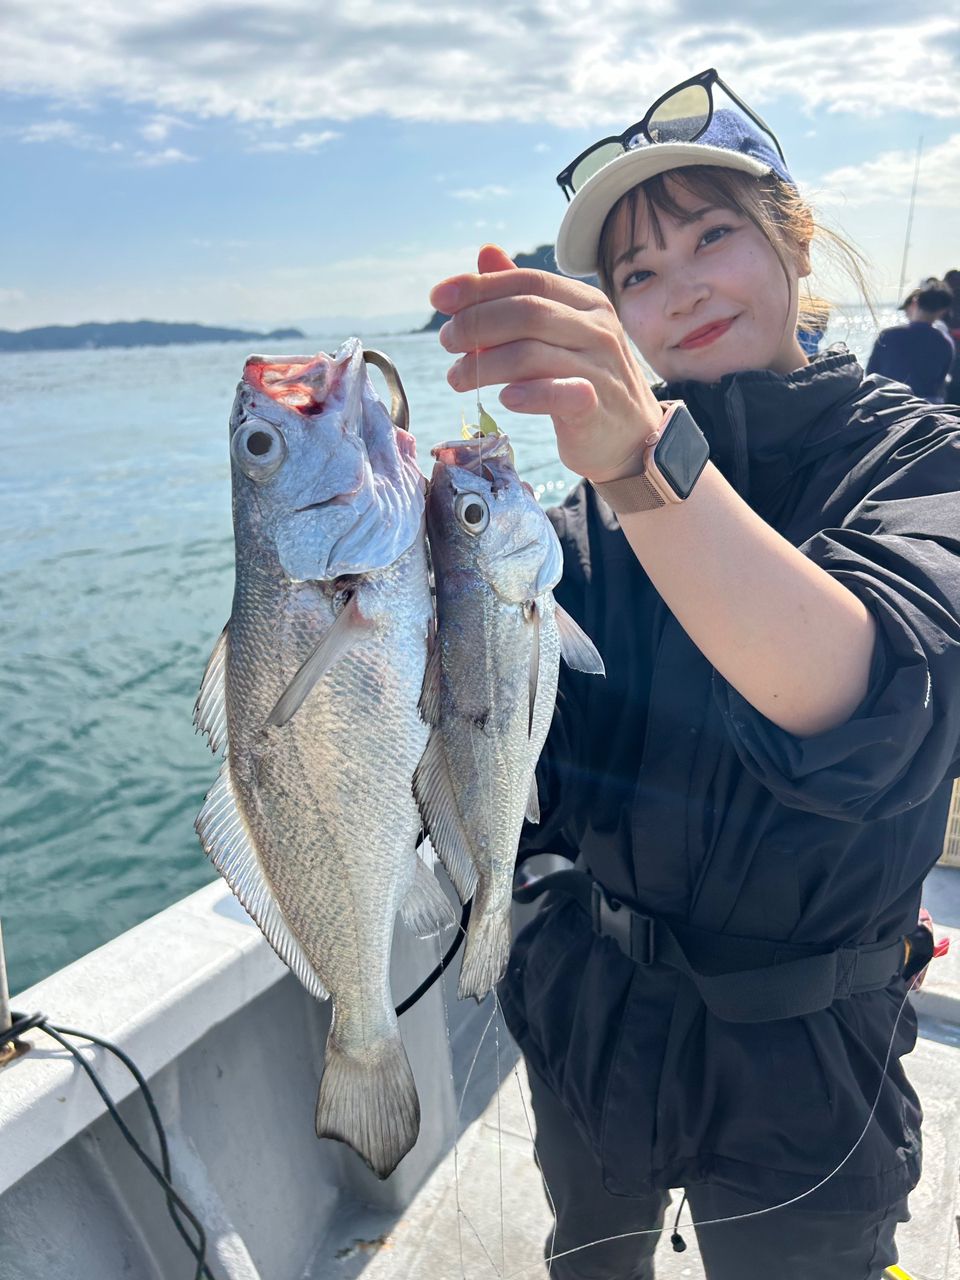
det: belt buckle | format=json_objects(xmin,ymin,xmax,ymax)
[{"xmin": 591, "ymin": 884, "xmax": 655, "ymax": 965}]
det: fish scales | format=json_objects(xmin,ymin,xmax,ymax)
[
  {"xmin": 418, "ymin": 435, "xmax": 601, "ymax": 1002},
  {"xmin": 195, "ymin": 340, "xmax": 452, "ymax": 1180}
]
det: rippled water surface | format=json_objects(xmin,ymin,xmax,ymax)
[{"xmin": 0, "ymin": 316, "xmax": 885, "ymax": 992}]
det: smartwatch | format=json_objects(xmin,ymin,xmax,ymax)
[{"xmin": 590, "ymin": 401, "xmax": 710, "ymax": 514}]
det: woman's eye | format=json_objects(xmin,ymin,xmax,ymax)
[
  {"xmin": 699, "ymin": 225, "xmax": 733, "ymax": 248},
  {"xmin": 621, "ymin": 268, "xmax": 653, "ymax": 290}
]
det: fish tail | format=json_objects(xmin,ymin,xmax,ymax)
[
  {"xmin": 458, "ymin": 903, "xmax": 512, "ymax": 1003},
  {"xmin": 316, "ymin": 1027, "xmax": 420, "ymax": 1179}
]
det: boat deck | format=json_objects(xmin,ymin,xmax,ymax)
[
  {"xmin": 319, "ymin": 1032, "xmax": 960, "ymax": 1280},
  {"xmin": 1, "ymin": 869, "xmax": 958, "ymax": 1279}
]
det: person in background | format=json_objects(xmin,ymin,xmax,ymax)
[
  {"xmin": 943, "ymin": 268, "xmax": 960, "ymax": 402},
  {"xmin": 430, "ymin": 66, "xmax": 960, "ymax": 1279},
  {"xmin": 901, "ymin": 277, "xmax": 956, "ymax": 350},
  {"xmin": 868, "ymin": 280, "xmax": 954, "ymax": 400}
]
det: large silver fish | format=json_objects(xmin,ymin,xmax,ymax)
[
  {"xmin": 416, "ymin": 435, "xmax": 603, "ymax": 1001},
  {"xmin": 193, "ymin": 340, "xmax": 453, "ymax": 1178}
]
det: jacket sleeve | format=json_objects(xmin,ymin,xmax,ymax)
[{"xmin": 713, "ymin": 412, "xmax": 960, "ymax": 822}]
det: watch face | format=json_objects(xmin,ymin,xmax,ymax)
[{"xmin": 653, "ymin": 406, "xmax": 710, "ymax": 499}]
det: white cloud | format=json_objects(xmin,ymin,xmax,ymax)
[
  {"xmin": 247, "ymin": 129, "xmax": 340, "ymax": 153},
  {"xmin": 140, "ymin": 113, "xmax": 191, "ymax": 143},
  {"xmin": 449, "ymin": 184, "xmax": 510, "ymax": 201},
  {"xmin": 0, "ymin": 2, "xmax": 956, "ymax": 128},
  {"xmin": 816, "ymin": 132, "xmax": 960, "ymax": 208},
  {"xmin": 0, "ymin": 288, "xmax": 26, "ymax": 308},
  {"xmin": 6, "ymin": 119, "xmax": 123, "ymax": 152},
  {"xmin": 18, "ymin": 120, "xmax": 80, "ymax": 143},
  {"xmin": 132, "ymin": 146, "xmax": 198, "ymax": 166}
]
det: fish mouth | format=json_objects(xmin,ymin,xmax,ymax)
[
  {"xmin": 243, "ymin": 339, "xmax": 365, "ymax": 419},
  {"xmin": 432, "ymin": 436, "xmax": 513, "ymax": 466}
]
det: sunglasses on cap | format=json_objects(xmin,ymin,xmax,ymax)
[{"xmin": 555, "ymin": 68, "xmax": 787, "ymax": 201}]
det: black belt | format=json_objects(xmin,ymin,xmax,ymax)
[{"xmin": 513, "ymin": 868, "xmax": 907, "ymax": 1024}]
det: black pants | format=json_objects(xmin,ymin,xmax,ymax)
[{"xmin": 527, "ymin": 1063, "xmax": 910, "ymax": 1280}]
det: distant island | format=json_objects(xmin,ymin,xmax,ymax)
[
  {"xmin": 0, "ymin": 320, "xmax": 306, "ymax": 354},
  {"xmin": 418, "ymin": 243, "xmax": 597, "ymax": 332}
]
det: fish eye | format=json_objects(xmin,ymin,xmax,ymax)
[
  {"xmin": 231, "ymin": 420, "xmax": 287, "ymax": 480},
  {"xmin": 454, "ymin": 492, "xmax": 490, "ymax": 535}
]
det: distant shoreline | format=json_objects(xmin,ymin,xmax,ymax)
[{"xmin": 0, "ymin": 320, "xmax": 306, "ymax": 354}]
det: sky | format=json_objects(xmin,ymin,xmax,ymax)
[{"xmin": 2, "ymin": 1, "xmax": 959, "ymax": 332}]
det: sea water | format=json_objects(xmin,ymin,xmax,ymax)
[{"xmin": 0, "ymin": 314, "xmax": 889, "ymax": 993}]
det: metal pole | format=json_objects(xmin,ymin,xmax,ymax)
[
  {"xmin": 896, "ymin": 136, "xmax": 924, "ymax": 305},
  {"xmin": 0, "ymin": 919, "xmax": 11, "ymax": 1036}
]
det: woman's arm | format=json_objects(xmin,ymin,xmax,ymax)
[{"xmin": 617, "ymin": 462, "xmax": 876, "ymax": 737}]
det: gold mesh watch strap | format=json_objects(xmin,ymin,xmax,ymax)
[{"xmin": 589, "ymin": 471, "xmax": 665, "ymax": 513}]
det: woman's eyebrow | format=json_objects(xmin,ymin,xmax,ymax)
[
  {"xmin": 613, "ymin": 243, "xmax": 645, "ymax": 268},
  {"xmin": 676, "ymin": 204, "xmax": 721, "ymax": 225},
  {"xmin": 613, "ymin": 205, "xmax": 724, "ymax": 268}
]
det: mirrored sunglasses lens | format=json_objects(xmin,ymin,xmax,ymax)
[
  {"xmin": 572, "ymin": 141, "xmax": 626, "ymax": 191},
  {"xmin": 648, "ymin": 85, "xmax": 710, "ymax": 143}
]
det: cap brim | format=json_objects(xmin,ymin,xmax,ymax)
[{"xmin": 555, "ymin": 142, "xmax": 771, "ymax": 278}]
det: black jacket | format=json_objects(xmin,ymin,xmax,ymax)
[
  {"xmin": 866, "ymin": 321, "xmax": 953, "ymax": 400},
  {"xmin": 499, "ymin": 350, "xmax": 960, "ymax": 1211}
]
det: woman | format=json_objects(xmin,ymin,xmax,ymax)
[{"xmin": 429, "ymin": 71, "xmax": 960, "ymax": 1278}]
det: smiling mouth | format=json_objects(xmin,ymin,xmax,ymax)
[{"xmin": 676, "ymin": 317, "xmax": 737, "ymax": 350}]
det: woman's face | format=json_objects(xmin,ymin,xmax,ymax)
[{"xmin": 607, "ymin": 176, "xmax": 810, "ymax": 384}]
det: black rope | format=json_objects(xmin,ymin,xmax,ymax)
[
  {"xmin": 395, "ymin": 898, "xmax": 472, "ymax": 1017},
  {"xmin": 670, "ymin": 1189, "xmax": 688, "ymax": 1252},
  {"xmin": 4, "ymin": 1011, "xmax": 212, "ymax": 1279}
]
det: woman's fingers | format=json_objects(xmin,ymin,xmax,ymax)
[
  {"xmin": 440, "ymin": 294, "xmax": 598, "ymax": 358},
  {"xmin": 430, "ymin": 265, "xmax": 601, "ymax": 318},
  {"xmin": 500, "ymin": 378, "xmax": 599, "ymax": 419},
  {"xmin": 477, "ymin": 243, "xmax": 516, "ymax": 273},
  {"xmin": 447, "ymin": 338, "xmax": 585, "ymax": 394}
]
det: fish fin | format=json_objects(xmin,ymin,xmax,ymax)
[
  {"xmin": 413, "ymin": 732, "xmax": 479, "ymax": 905},
  {"xmin": 418, "ymin": 634, "xmax": 442, "ymax": 726},
  {"xmin": 316, "ymin": 1027, "xmax": 420, "ymax": 1179},
  {"xmin": 193, "ymin": 624, "xmax": 230, "ymax": 755},
  {"xmin": 555, "ymin": 603, "xmax": 606, "ymax": 676},
  {"xmin": 525, "ymin": 774, "xmax": 540, "ymax": 824},
  {"xmin": 458, "ymin": 903, "xmax": 512, "ymax": 1002},
  {"xmin": 195, "ymin": 762, "xmax": 329, "ymax": 1004},
  {"xmin": 400, "ymin": 858, "xmax": 457, "ymax": 937},
  {"xmin": 528, "ymin": 601, "xmax": 540, "ymax": 737},
  {"xmin": 266, "ymin": 595, "xmax": 369, "ymax": 728}
]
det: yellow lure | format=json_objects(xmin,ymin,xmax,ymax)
[
  {"xmin": 460, "ymin": 404, "xmax": 516, "ymax": 468},
  {"xmin": 461, "ymin": 404, "xmax": 502, "ymax": 439}
]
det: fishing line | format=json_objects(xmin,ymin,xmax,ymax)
[
  {"xmin": 494, "ymin": 1001, "xmax": 506, "ymax": 1280},
  {"xmin": 433, "ymin": 923, "xmax": 469, "ymax": 1280},
  {"xmin": 456, "ymin": 998, "xmax": 506, "ymax": 1277},
  {"xmin": 502, "ymin": 971, "xmax": 924, "ymax": 1278},
  {"xmin": 431, "ymin": 911, "xmax": 505, "ymax": 1278},
  {"xmin": 505, "ymin": 1018, "xmax": 559, "ymax": 1276}
]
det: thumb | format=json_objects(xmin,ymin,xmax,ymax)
[{"xmin": 478, "ymin": 243, "xmax": 516, "ymax": 274}]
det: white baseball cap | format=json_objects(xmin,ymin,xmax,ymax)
[{"xmin": 555, "ymin": 109, "xmax": 794, "ymax": 279}]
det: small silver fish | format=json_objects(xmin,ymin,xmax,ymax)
[
  {"xmin": 194, "ymin": 340, "xmax": 453, "ymax": 1178},
  {"xmin": 416, "ymin": 434, "xmax": 604, "ymax": 1001}
]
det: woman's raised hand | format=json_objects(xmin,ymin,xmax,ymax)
[{"xmin": 429, "ymin": 243, "xmax": 663, "ymax": 483}]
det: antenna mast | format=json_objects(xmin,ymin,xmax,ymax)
[{"xmin": 896, "ymin": 136, "xmax": 924, "ymax": 304}]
